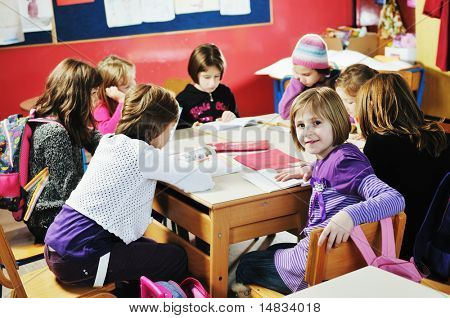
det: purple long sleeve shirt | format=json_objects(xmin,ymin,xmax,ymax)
[
  {"xmin": 278, "ymin": 78, "xmax": 306, "ymax": 120},
  {"xmin": 274, "ymin": 143, "xmax": 405, "ymax": 292}
]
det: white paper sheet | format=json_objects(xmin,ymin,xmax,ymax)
[
  {"xmin": 104, "ymin": 0, "xmax": 142, "ymax": 28},
  {"xmin": 174, "ymin": 0, "xmax": 219, "ymax": 14},
  {"xmin": 198, "ymin": 117, "xmax": 258, "ymax": 131},
  {"xmin": 18, "ymin": 0, "xmax": 53, "ymax": 33},
  {"xmin": 220, "ymin": 0, "xmax": 250, "ymax": 15},
  {"xmin": 0, "ymin": 0, "xmax": 25, "ymax": 45},
  {"xmin": 255, "ymin": 50, "xmax": 414, "ymax": 79},
  {"xmin": 141, "ymin": 0, "xmax": 175, "ymax": 22},
  {"xmin": 242, "ymin": 169, "xmax": 309, "ymax": 193},
  {"xmin": 327, "ymin": 50, "xmax": 413, "ymax": 71}
]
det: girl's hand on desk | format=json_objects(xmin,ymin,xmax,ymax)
[
  {"xmin": 318, "ymin": 211, "xmax": 354, "ymax": 251},
  {"xmin": 106, "ymin": 86, "xmax": 126, "ymax": 103},
  {"xmin": 221, "ymin": 111, "xmax": 237, "ymax": 122},
  {"xmin": 275, "ymin": 164, "xmax": 312, "ymax": 182},
  {"xmin": 192, "ymin": 121, "xmax": 203, "ymax": 127}
]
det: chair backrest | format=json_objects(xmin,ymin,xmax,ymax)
[
  {"xmin": 0, "ymin": 223, "xmax": 28, "ymax": 297},
  {"xmin": 304, "ymin": 212, "xmax": 406, "ymax": 286},
  {"xmin": 162, "ymin": 78, "xmax": 191, "ymax": 96}
]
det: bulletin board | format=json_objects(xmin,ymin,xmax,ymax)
[
  {"xmin": 54, "ymin": 0, "xmax": 271, "ymax": 42},
  {"xmin": 4, "ymin": 0, "xmax": 271, "ymax": 47}
]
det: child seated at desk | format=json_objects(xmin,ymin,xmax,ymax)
[
  {"xmin": 356, "ymin": 73, "xmax": 449, "ymax": 259},
  {"xmin": 25, "ymin": 58, "xmax": 103, "ymax": 243},
  {"xmin": 233, "ymin": 87, "xmax": 404, "ymax": 295},
  {"xmin": 176, "ymin": 43, "xmax": 239, "ymax": 129},
  {"xmin": 278, "ymin": 34, "xmax": 340, "ymax": 120},
  {"xmin": 93, "ymin": 55, "xmax": 136, "ymax": 134},
  {"xmin": 44, "ymin": 84, "xmax": 214, "ymax": 296},
  {"xmin": 335, "ymin": 64, "xmax": 378, "ymax": 126}
]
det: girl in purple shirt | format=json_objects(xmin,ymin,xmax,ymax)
[{"xmin": 233, "ymin": 87, "xmax": 405, "ymax": 295}]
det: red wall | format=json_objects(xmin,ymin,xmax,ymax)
[{"xmin": 0, "ymin": 0, "xmax": 352, "ymax": 119}]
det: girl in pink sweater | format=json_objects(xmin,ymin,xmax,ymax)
[{"xmin": 93, "ymin": 55, "xmax": 136, "ymax": 134}]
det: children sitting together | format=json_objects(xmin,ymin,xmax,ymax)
[{"xmin": 4, "ymin": 34, "xmax": 448, "ymax": 297}]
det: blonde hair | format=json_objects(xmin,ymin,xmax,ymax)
[
  {"xmin": 36, "ymin": 58, "xmax": 102, "ymax": 146},
  {"xmin": 116, "ymin": 84, "xmax": 179, "ymax": 142},
  {"xmin": 335, "ymin": 64, "xmax": 378, "ymax": 97},
  {"xmin": 97, "ymin": 55, "xmax": 135, "ymax": 115},
  {"xmin": 290, "ymin": 87, "xmax": 351, "ymax": 151},
  {"xmin": 356, "ymin": 73, "xmax": 446, "ymax": 157}
]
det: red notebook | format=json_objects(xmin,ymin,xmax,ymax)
[
  {"xmin": 208, "ymin": 140, "xmax": 270, "ymax": 152},
  {"xmin": 234, "ymin": 149, "xmax": 300, "ymax": 171}
]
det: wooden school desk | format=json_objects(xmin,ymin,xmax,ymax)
[
  {"xmin": 145, "ymin": 114, "xmax": 313, "ymax": 298},
  {"xmin": 286, "ymin": 266, "xmax": 446, "ymax": 298}
]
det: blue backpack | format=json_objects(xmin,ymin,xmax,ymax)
[
  {"xmin": 414, "ymin": 172, "xmax": 450, "ymax": 281},
  {"xmin": 0, "ymin": 111, "xmax": 59, "ymax": 221}
]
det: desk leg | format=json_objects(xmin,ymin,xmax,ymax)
[{"xmin": 210, "ymin": 209, "xmax": 230, "ymax": 298}]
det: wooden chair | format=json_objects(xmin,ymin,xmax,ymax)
[
  {"xmin": 305, "ymin": 212, "xmax": 406, "ymax": 286},
  {"xmin": 0, "ymin": 224, "xmax": 115, "ymax": 298},
  {"xmin": 420, "ymin": 278, "xmax": 450, "ymax": 295},
  {"xmin": 0, "ymin": 222, "xmax": 45, "ymax": 298},
  {"xmin": 19, "ymin": 96, "xmax": 39, "ymax": 112},
  {"xmin": 248, "ymin": 212, "xmax": 407, "ymax": 297},
  {"xmin": 162, "ymin": 78, "xmax": 191, "ymax": 95}
]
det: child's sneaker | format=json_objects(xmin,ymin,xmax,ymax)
[{"xmin": 231, "ymin": 282, "xmax": 251, "ymax": 298}]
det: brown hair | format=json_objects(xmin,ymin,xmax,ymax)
[
  {"xmin": 116, "ymin": 84, "xmax": 179, "ymax": 142},
  {"xmin": 35, "ymin": 58, "xmax": 102, "ymax": 146},
  {"xmin": 97, "ymin": 55, "xmax": 135, "ymax": 115},
  {"xmin": 188, "ymin": 43, "xmax": 225, "ymax": 83},
  {"xmin": 290, "ymin": 87, "xmax": 351, "ymax": 151},
  {"xmin": 335, "ymin": 64, "xmax": 378, "ymax": 97},
  {"xmin": 356, "ymin": 73, "xmax": 446, "ymax": 157}
]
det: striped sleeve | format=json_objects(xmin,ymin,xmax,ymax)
[
  {"xmin": 278, "ymin": 78, "xmax": 305, "ymax": 120},
  {"xmin": 342, "ymin": 174, "xmax": 405, "ymax": 226}
]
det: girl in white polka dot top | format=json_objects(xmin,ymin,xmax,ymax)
[{"xmin": 45, "ymin": 84, "xmax": 214, "ymax": 294}]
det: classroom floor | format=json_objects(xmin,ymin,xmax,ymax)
[{"xmin": 0, "ymin": 209, "xmax": 297, "ymax": 298}]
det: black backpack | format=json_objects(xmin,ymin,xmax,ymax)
[{"xmin": 414, "ymin": 172, "xmax": 450, "ymax": 281}]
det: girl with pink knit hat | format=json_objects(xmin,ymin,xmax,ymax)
[{"xmin": 278, "ymin": 34, "xmax": 340, "ymax": 119}]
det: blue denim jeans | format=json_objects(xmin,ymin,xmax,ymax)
[{"xmin": 235, "ymin": 243, "xmax": 295, "ymax": 295}]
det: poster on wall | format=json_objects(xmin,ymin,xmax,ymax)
[
  {"xmin": 0, "ymin": 0, "xmax": 25, "ymax": 45},
  {"xmin": 104, "ymin": 0, "xmax": 142, "ymax": 27},
  {"xmin": 18, "ymin": 0, "xmax": 53, "ymax": 33},
  {"xmin": 141, "ymin": 0, "xmax": 175, "ymax": 23},
  {"xmin": 56, "ymin": 0, "xmax": 95, "ymax": 6},
  {"xmin": 174, "ymin": 0, "xmax": 219, "ymax": 15},
  {"xmin": 220, "ymin": 0, "xmax": 250, "ymax": 15}
]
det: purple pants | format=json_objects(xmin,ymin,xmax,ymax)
[{"xmin": 45, "ymin": 237, "xmax": 188, "ymax": 287}]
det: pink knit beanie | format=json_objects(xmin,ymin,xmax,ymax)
[{"xmin": 292, "ymin": 34, "xmax": 329, "ymax": 69}]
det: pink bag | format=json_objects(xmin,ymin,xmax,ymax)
[
  {"xmin": 140, "ymin": 276, "xmax": 210, "ymax": 298},
  {"xmin": 350, "ymin": 217, "xmax": 424, "ymax": 282}
]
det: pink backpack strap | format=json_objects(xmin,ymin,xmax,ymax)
[
  {"xmin": 379, "ymin": 218, "xmax": 396, "ymax": 258},
  {"xmin": 28, "ymin": 118, "xmax": 63, "ymax": 127},
  {"xmin": 350, "ymin": 225, "xmax": 377, "ymax": 265}
]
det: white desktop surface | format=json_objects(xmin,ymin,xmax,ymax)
[{"xmin": 286, "ymin": 266, "xmax": 446, "ymax": 298}]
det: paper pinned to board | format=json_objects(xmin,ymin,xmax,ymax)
[
  {"xmin": 18, "ymin": 0, "xmax": 53, "ymax": 33},
  {"xmin": 220, "ymin": 0, "xmax": 250, "ymax": 15},
  {"xmin": 141, "ymin": 0, "xmax": 175, "ymax": 22},
  {"xmin": 0, "ymin": 0, "xmax": 25, "ymax": 45},
  {"xmin": 104, "ymin": 0, "xmax": 142, "ymax": 28},
  {"xmin": 174, "ymin": 0, "xmax": 219, "ymax": 15}
]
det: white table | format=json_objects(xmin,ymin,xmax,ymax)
[{"xmin": 286, "ymin": 266, "xmax": 447, "ymax": 298}]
